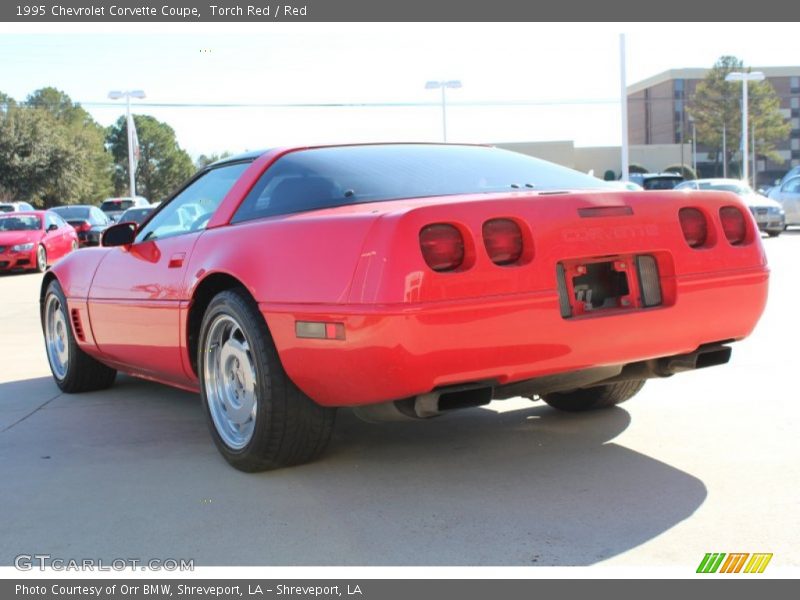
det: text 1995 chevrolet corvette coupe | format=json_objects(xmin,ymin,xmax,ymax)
[{"xmin": 40, "ymin": 144, "xmax": 769, "ymax": 471}]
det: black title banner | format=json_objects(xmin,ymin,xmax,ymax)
[
  {"xmin": 2, "ymin": 0, "xmax": 799, "ymax": 22},
  {"xmin": 4, "ymin": 579, "xmax": 797, "ymax": 600}
]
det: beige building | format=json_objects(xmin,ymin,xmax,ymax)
[
  {"xmin": 496, "ymin": 140, "xmax": 691, "ymax": 179},
  {"xmin": 627, "ymin": 66, "xmax": 800, "ymax": 184}
]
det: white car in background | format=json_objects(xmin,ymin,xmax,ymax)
[
  {"xmin": 767, "ymin": 176, "xmax": 800, "ymax": 230},
  {"xmin": 675, "ymin": 178, "xmax": 785, "ymax": 237},
  {"xmin": 0, "ymin": 201, "xmax": 36, "ymax": 213}
]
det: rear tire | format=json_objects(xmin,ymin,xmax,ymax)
[
  {"xmin": 43, "ymin": 279, "xmax": 117, "ymax": 393},
  {"xmin": 198, "ymin": 288, "xmax": 336, "ymax": 472},
  {"xmin": 542, "ymin": 379, "xmax": 646, "ymax": 412}
]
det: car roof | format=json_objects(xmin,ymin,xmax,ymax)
[
  {"xmin": 52, "ymin": 204, "xmax": 97, "ymax": 209},
  {"xmin": 206, "ymin": 143, "xmax": 495, "ymax": 168},
  {"xmin": 0, "ymin": 210, "xmax": 47, "ymax": 216}
]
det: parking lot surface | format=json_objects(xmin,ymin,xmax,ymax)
[{"xmin": 1, "ymin": 234, "xmax": 798, "ymax": 567}]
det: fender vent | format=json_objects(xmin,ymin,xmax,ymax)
[{"xmin": 70, "ymin": 309, "xmax": 85, "ymax": 342}]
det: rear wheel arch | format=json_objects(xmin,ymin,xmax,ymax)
[{"xmin": 186, "ymin": 272, "xmax": 264, "ymax": 376}]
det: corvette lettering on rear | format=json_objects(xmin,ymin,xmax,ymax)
[{"xmin": 561, "ymin": 224, "xmax": 660, "ymax": 243}]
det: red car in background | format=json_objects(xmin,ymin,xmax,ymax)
[
  {"xmin": 40, "ymin": 144, "xmax": 769, "ymax": 471},
  {"xmin": 0, "ymin": 211, "xmax": 78, "ymax": 273}
]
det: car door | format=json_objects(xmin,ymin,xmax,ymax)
[
  {"xmin": 87, "ymin": 162, "xmax": 251, "ymax": 384},
  {"xmin": 776, "ymin": 177, "xmax": 800, "ymax": 224},
  {"xmin": 41, "ymin": 212, "xmax": 67, "ymax": 260},
  {"xmin": 51, "ymin": 213, "xmax": 74, "ymax": 258}
]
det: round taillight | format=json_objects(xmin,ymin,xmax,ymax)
[
  {"xmin": 419, "ymin": 224, "xmax": 465, "ymax": 272},
  {"xmin": 482, "ymin": 218, "xmax": 523, "ymax": 265},
  {"xmin": 719, "ymin": 206, "xmax": 747, "ymax": 245},
  {"xmin": 678, "ymin": 207, "xmax": 708, "ymax": 248}
]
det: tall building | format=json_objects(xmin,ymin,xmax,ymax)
[{"xmin": 627, "ymin": 67, "xmax": 800, "ymax": 184}]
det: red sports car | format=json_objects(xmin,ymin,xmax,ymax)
[
  {"xmin": 1, "ymin": 210, "xmax": 78, "ymax": 273},
  {"xmin": 40, "ymin": 144, "xmax": 769, "ymax": 471}
]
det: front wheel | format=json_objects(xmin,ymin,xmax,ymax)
[
  {"xmin": 198, "ymin": 288, "xmax": 336, "ymax": 472},
  {"xmin": 43, "ymin": 279, "xmax": 117, "ymax": 392},
  {"xmin": 542, "ymin": 379, "xmax": 646, "ymax": 412},
  {"xmin": 35, "ymin": 245, "xmax": 47, "ymax": 273}
]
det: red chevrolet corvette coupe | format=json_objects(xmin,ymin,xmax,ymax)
[{"xmin": 40, "ymin": 144, "xmax": 769, "ymax": 471}]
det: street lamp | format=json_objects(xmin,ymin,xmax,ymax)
[
  {"xmin": 688, "ymin": 116, "xmax": 697, "ymax": 176},
  {"xmin": 108, "ymin": 89, "xmax": 146, "ymax": 198},
  {"xmin": 724, "ymin": 71, "xmax": 764, "ymax": 185},
  {"xmin": 425, "ymin": 80, "xmax": 462, "ymax": 142}
]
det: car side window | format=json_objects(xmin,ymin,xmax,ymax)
[
  {"xmin": 783, "ymin": 177, "xmax": 800, "ymax": 194},
  {"xmin": 52, "ymin": 214, "xmax": 68, "ymax": 228},
  {"xmin": 44, "ymin": 213, "xmax": 55, "ymax": 230},
  {"xmin": 135, "ymin": 162, "xmax": 250, "ymax": 243}
]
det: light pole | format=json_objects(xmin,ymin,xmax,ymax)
[
  {"xmin": 108, "ymin": 89, "xmax": 146, "ymax": 198},
  {"xmin": 425, "ymin": 80, "xmax": 461, "ymax": 142},
  {"xmin": 689, "ymin": 116, "xmax": 697, "ymax": 176},
  {"xmin": 722, "ymin": 122, "xmax": 727, "ymax": 178},
  {"xmin": 725, "ymin": 71, "xmax": 764, "ymax": 185}
]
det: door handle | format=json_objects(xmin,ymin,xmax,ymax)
[{"xmin": 168, "ymin": 253, "xmax": 185, "ymax": 268}]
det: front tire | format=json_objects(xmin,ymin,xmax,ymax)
[
  {"xmin": 198, "ymin": 288, "xmax": 336, "ymax": 472},
  {"xmin": 43, "ymin": 279, "xmax": 117, "ymax": 392},
  {"xmin": 542, "ymin": 379, "xmax": 646, "ymax": 412},
  {"xmin": 35, "ymin": 245, "xmax": 47, "ymax": 273}
]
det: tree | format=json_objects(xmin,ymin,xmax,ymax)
[
  {"xmin": 107, "ymin": 114, "xmax": 194, "ymax": 202},
  {"xmin": 0, "ymin": 106, "xmax": 81, "ymax": 206},
  {"xmin": 24, "ymin": 87, "xmax": 114, "ymax": 206},
  {"xmin": 0, "ymin": 91, "xmax": 16, "ymax": 114},
  {"xmin": 195, "ymin": 152, "xmax": 232, "ymax": 170},
  {"xmin": 628, "ymin": 163, "xmax": 649, "ymax": 174},
  {"xmin": 688, "ymin": 56, "xmax": 790, "ymax": 176},
  {"xmin": 664, "ymin": 164, "xmax": 698, "ymax": 180}
]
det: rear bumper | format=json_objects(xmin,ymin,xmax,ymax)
[{"xmin": 262, "ymin": 265, "xmax": 769, "ymax": 407}]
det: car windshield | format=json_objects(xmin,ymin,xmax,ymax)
[
  {"xmin": 643, "ymin": 178, "xmax": 682, "ymax": 190},
  {"xmin": 0, "ymin": 205, "xmax": 14, "ymax": 213},
  {"xmin": 0, "ymin": 215, "xmax": 41, "ymax": 231},
  {"xmin": 52, "ymin": 206, "xmax": 90, "ymax": 219},
  {"xmin": 101, "ymin": 199, "xmax": 135, "ymax": 213},
  {"xmin": 233, "ymin": 144, "xmax": 608, "ymax": 221}
]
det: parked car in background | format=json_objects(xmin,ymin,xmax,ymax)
[
  {"xmin": 767, "ymin": 176, "xmax": 800, "ymax": 229},
  {"xmin": 100, "ymin": 197, "xmax": 149, "ymax": 223},
  {"xmin": 604, "ymin": 180, "xmax": 644, "ymax": 191},
  {"xmin": 0, "ymin": 201, "xmax": 36, "ymax": 213},
  {"xmin": 676, "ymin": 178, "xmax": 786, "ymax": 237},
  {"xmin": 0, "ymin": 211, "xmax": 78, "ymax": 273},
  {"xmin": 118, "ymin": 206, "xmax": 156, "ymax": 225},
  {"xmin": 41, "ymin": 143, "xmax": 769, "ymax": 472},
  {"xmin": 630, "ymin": 173, "xmax": 685, "ymax": 190},
  {"xmin": 51, "ymin": 205, "xmax": 112, "ymax": 247}
]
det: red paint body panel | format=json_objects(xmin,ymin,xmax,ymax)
[{"xmin": 45, "ymin": 146, "xmax": 770, "ymax": 407}]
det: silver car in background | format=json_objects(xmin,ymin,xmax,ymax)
[
  {"xmin": 767, "ymin": 176, "xmax": 800, "ymax": 229},
  {"xmin": 99, "ymin": 196, "xmax": 149, "ymax": 223},
  {"xmin": 675, "ymin": 178, "xmax": 786, "ymax": 237}
]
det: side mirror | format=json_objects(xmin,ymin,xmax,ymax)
[
  {"xmin": 47, "ymin": 223, "xmax": 58, "ymax": 232},
  {"xmin": 101, "ymin": 222, "xmax": 137, "ymax": 247}
]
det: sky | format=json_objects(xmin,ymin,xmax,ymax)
[{"xmin": 1, "ymin": 22, "xmax": 798, "ymax": 158}]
